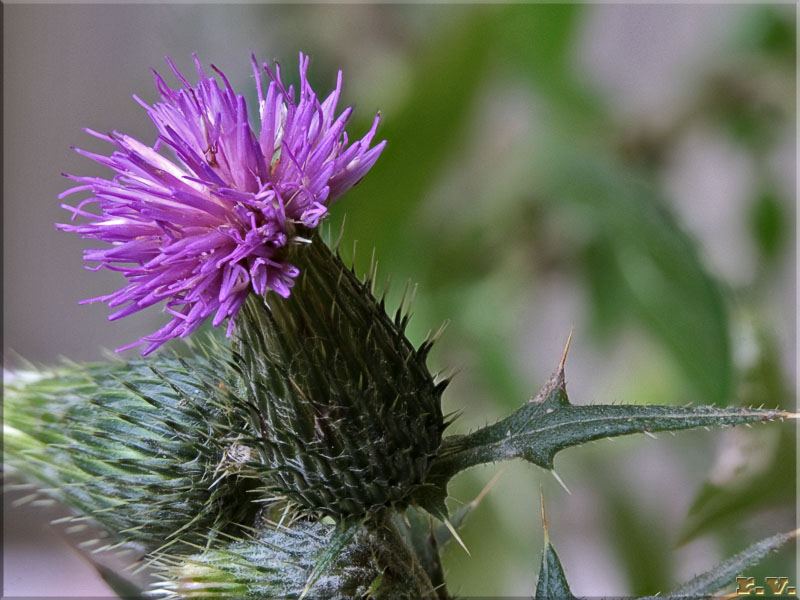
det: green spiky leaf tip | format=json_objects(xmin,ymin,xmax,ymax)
[
  {"xmin": 536, "ymin": 495, "xmax": 577, "ymax": 600},
  {"xmin": 232, "ymin": 234, "xmax": 447, "ymax": 517}
]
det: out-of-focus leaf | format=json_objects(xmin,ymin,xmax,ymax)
[
  {"xmin": 330, "ymin": 8, "xmax": 497, "ymax": 279},
  {"xmin": 581, "ymin": 239, "xmax": 628, "ymax": 338},
  {"xmin": 678, "ymin": 428, "xmax": 795, "ymax": 545},
  {"xmin": 605, "ymin": 487, "xmax": 673, "ymax": 594},
  {"xmin": 653, "ymin": 529, "xmax": 798, "ymax": 599},
  {"xmin": 498, "ymin": 4, "xmax": 602, "ymax": 131},
  {"xmin": 537, "ymin": 146, "xmax": 734, "ymax": 404},
  {"xmin": 749, "ymin": 189, "xmax": 787, "ymax": 261},
  {"xmin": 679, "ymin": 326, "xmax": 795, "ymax": 544},
  {"xmin": 734, "ymin": 5, "xmax": 796, "ymax": 64}
]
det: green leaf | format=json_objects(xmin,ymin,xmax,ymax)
[
  {"xmin": 655, "ymin": 529, "xmax": 798, "ymax": 599},
  {"xmin": 302, "ymin": 519, "xmax": 361, "ymax": 598},
  {"xmin": 535, "ymin": 543, "xmax": 576, "ymax": 600},
  {"xmin": 394, "ymin": 507, "xmax": 446, "ymax": 598},
  {"xmin": 423, "ymin": 354, "xmax": 792, "ymax": 499},
  {"xmin": 535, "ymin": 498, "xmax": 577, "ymax": 600},
  {"xmin": 498, "ymin": 4, "xmax": 601, "ymax": 130}
]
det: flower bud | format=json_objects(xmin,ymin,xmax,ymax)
[
  {"xmin": 4, "ymin": 353, "xmax": 257, "ymax": 552},
  {"xmin": 233, "ymin": 235, "xmax": 447, "ymax": 517}
]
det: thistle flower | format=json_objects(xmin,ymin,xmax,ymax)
[{"xmin": 58, "ymin": 54, "xmax": 385, "ymax": 355}]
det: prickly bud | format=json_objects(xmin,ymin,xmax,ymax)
[
  {"xmin": 233, "ymin": 234, "xmax": 446, "ymax": 517},
  {"xmin": 153, "ymin": 513, "xmax": 437, "ymax": 599},
  {"xmin": 4, "ymin": 349, "xmax": 258, "ymax": 552}
]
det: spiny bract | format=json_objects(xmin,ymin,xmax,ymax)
[
  {"xmin": 233, "ymin": 234, "xmax": 449, "ymax": 517},
  {"xmin": 4, "ymin": 347, "xmax": 260, "ymax": 553}
]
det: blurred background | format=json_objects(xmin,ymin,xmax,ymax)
[{"xmin": 4, "ymin": 4, "xmax": 796, "ymax": 597}]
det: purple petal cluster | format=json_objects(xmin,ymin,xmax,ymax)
[{"xmin": 58, "ymin": 54, "xmax": 385, "ymax": 355}]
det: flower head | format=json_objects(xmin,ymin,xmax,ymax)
[{"xmin": 58, "ymin": 54, "xmax": 385, "ymax": 355}]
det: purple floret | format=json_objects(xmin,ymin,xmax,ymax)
[{"xmin": 58, "ymin": 53, "xmax": 386, "ymax": 355}]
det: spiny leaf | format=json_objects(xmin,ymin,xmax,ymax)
[
  {"xmin": 154, "ymin": 514, "xmax": 437, "ymax": 599},
  {"xmin": 394, "ymin": 508, "xmax": 446, "ymax": 597},
  {"xmin": 301, "ymin": 519, "xmax": 361, "ymax": 598},
  {"xmin": 535, "ymin": 495, "xmax": 576, "ymax": 600},
  {"xmin": 652, "ymin": 529, "xmax": 798, "ymax": 599},
  {"xmin": 419, "ymin": 348, "xmax": 792, "ymax": 513},
  {"xmin": 535, "ymin": 544, "xmax": 576, "ymax": 600}
]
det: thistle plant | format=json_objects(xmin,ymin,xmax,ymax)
[{"xmin": 4, "ymin": 53, "xmax": 796, "ymax": 599}]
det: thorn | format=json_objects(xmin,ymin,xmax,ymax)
[
  {"xmin": 540, "ymin": 486, "xmax": 549, "ymax": 544},
  {"xmin": 550, "ymin": 469, "xmax": 572, "ymax": 495},
  {"xmin": 431, "ymin": 319, "xmax": 450, "ymax": 344},
  {"xmin": 443, "ymin": 519, "xmax": 471, "ymax": 556},
  {"xmin": 31, "ymin": 499, "xmax": 56, "ymax": 507},
  {"xmin": 471, "ymin": 466, "xmax": 507, "ymax": 508},
  {"xmin": 350, "ymin": 239, "xmax": 358, "ymax": 269},
  {"xmin": 559, "ymin": 327, "xmax": 575, "ymax": 371},
  {"xmin": 643, "ymin": 430, "xmax": 658, "ymax": 439},
  {"xmin": 65, "ymin": 524, "xmax": 88, "ymax": 534},
  {"xmin": 334, "ymin": 214, "xmax": 347, "ymax": 251},
  {"xmin": 11, "ymin": 493, "xmax": 39, "ymax": 507}
]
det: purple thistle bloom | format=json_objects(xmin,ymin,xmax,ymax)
[{"xmin": 58, "ymin": 54, "xmax": 386, "ymax": 356}]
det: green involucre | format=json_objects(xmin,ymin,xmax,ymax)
[
  {"xmin": 233, "ymin": 235, "xmax": 447, "ymax": 517},
  {"xmin": 4, "ymin": 347, "xmax": 260, "ymax": 553}
]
